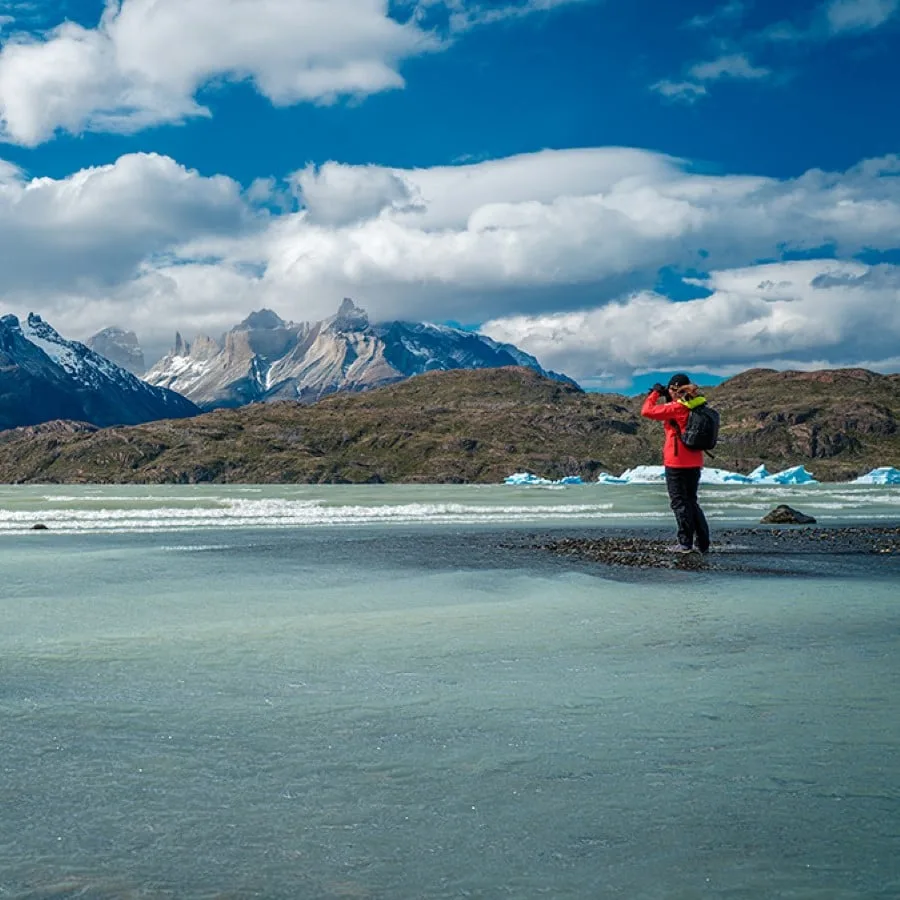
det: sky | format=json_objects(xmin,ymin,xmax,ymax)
[{"xmin": 1, "ymin": 0, "xmax": 899, "ymax": 389}]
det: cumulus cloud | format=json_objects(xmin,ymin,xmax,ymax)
[
  {"xmin": 0, "ymin": 0, "xmax": 437, "ymax": 145},
  {"xmin": 294, "ymin": 162, "xmax": 421, "ymax": 226},
  {"xmin": 480, "ymin": 260, "xmax": 900, "ymax": 382},
  {"xmin": 0, "ymin": 152, "xmax": 253, "ymax": 351},
  {"xmin": 0, "ymin": 0, "xmax": 593, "ymax": 146},
  {"xmin": 2, "ymin": 146, "xmax": 900, "ymax": 372}
]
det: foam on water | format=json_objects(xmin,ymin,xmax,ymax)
[{"xmin": 2, "ymin": 483, "xmax": 899, "ymax": 534}]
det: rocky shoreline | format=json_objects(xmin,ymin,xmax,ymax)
[{"xmin": 527, "ymin": 525, "xmax": 900, "ymax": 577}]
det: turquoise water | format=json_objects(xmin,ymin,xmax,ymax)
[{"xmin": 2, "ymin": 485, "xmax": 899, "ymax": 898}]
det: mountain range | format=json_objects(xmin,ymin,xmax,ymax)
[
  {"xmin": 143, "ymin": 299, "xmax": 571, "ymax": 409},
  {"xmin": 0, "ymin": 313, "xmax": 198, "ymax": 431},
  {"xmin": 1, "ymin": 366, "xmax": 896, "ymax": 484}
]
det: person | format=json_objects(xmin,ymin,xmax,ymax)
[{"xmin": 640, "ymin": 373, "xmax": 710, "ymax": 554}]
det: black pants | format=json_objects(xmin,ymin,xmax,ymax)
[{"xmin": 665, "ymin": 467, "xmax": 710, "ymax": 551}]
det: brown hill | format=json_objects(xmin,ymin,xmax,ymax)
[{"xmin": 0, "ymin": 367, "xmax": 897, "ymax": 484}]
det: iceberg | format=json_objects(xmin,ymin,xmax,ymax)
[
  {"xmin": 504, "ymin": 472, "xmax": 555, "ymax": 486},
  {"xmin": 853, "ymin": 466, "xmax": 900, "ymax": 485},
  {"xmin": 506, "ymin": 463, "xmax": 833, "ymax": 486},
  {"xmin": 504, "ymin": 472, "xmax": 585, "ymax": 486},
  {"xmin": 616, "ymin": 466, "xmax": 756, "ymax": 484},
  {"xmin": 700, "ymin": 467, "xmax": 753, "ymax": 485},
  {"xmin": 753, "ymin": 465, "xmax": 819, "ymax": 485},
  {"xmin": 616, "ymin": 466, "xmax": 667, "ymax": 483},
  {"xmin": 595, "ymin": 472, "xmax": 628, "ymax": 485}
]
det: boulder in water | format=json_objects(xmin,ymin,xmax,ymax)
[
  {"xmin": 31, "ymin": 523, "xmax": 49, "ymax": 531},
  {"xmin": 760, "ymin": 505, "xmax": 816, "ymax": 525}
]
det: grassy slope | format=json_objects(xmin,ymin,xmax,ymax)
[{"xmin": 0, "ymin": 367, "xmax": 897, "ymax": 483}]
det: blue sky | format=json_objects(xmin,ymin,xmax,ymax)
[{"xmin": 1, "ymin": 0, "xmax": 899, "ymax": 388}]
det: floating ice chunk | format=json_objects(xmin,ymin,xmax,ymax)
[
  {"xmin": 617, "ymin": 466, "xmax": 667, "ymax": 483},
  {"xmin": 853, "ymin": 466, "xmax": 900, "ymax": 485},
  {"xmin": 509, "ymin": 463, "xmax": 821, "ymax": 486},
  {"xmin": 700, "ymin": 467, "xmax": 753, "ymax": 484},
  {"xmin": 755, "ymin": 465, "xmax": 818, "ymax": 485},
  {"xmin": 504, "ymin": 472, "xmax": 555, "ymax": 486},
  {"xmin": 505, "ymin": 472, "xmax": 585, "ymax": 486}
]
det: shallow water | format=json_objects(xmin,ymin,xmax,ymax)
[{"xmin": 1, "ymin": 486, "xmax": 899, "ymax": 898}]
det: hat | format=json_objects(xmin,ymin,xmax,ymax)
[{"xmin": 667, "ymin": 373, "xmax": 691, "ymax": 389}]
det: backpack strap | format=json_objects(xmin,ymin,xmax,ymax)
[{"xmin": 668, "ymin": 419, "xmax": 681, "ymax": 456}]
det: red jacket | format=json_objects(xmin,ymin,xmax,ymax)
[{"xmin": 640, "ymin": 390, "xmax": 705, "ymax": 469}]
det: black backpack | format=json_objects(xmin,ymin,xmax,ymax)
[{"xmin": 675, "ymin": 404, "xmax": 720, "ymax": 452}]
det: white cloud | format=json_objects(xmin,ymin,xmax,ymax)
[
  {"xmin": 685, "ymin": 1, "xmax": 744, "ymax": 30},
  {"xmin": 0, "ymin": 0, "xmax": 438, "ymax": 145},
  {"xmin": 294, "ymin": 162, "xmax": 421, "ymax": 226},
  {"xmin": 653, "ymin": 53, "xmax": 770, "ymax": 101},
  {"xmin": 480, "ymin": 260, "xmax": 900, "ymax": 380},
  {"xmin": 404, "ymin": 0, "xmax": 592, "ymax": 32},
  {"xmin": 760, "ymin": 0, "xmax": 898, "ymax": 42},
  {"xmin": 650, "ymin": 79, "xmax": 708, "ymax": 101},
  {"xmin": 688, "ymin": 53, "xmax": 771, "ymax": 81},
  {"xmin": 0, "ymin": 0, "xmax": 593, "ymax": 146},
  {"xmin": 2, "ymin": 147, "xmax": 900, "ymax": 373},
  {"xmin": 825, "ymin": 0, "xmax": 899, "ymax": 33},
  {"xmin": 661, "ymin": 0, "xmax": 897, "ymax": 101},
  {"xmin": 0, "ymin": 152, "xmax": 251, "ymax": 294},
  {"xmin": 443, "ymin": 0, "xmax": 594, "ymax": 31}
]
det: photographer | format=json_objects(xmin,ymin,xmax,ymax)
[{"xmin": 640, "ymin": 373, "xmax": 710, "ymax": 554}]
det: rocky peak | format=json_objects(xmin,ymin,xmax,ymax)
[
  {"xmin": 192, "ymin": 335, "xmax": 221, "ymax": 360},
  {"xmin": 86, "ymin": 326, "xmax": 146, "ymax": 376},
  {"xmin": 328, "ymin": 298, "xmax": 369, "ymax": 334},
  {"xmin": 231, "ymin": 309, "xmax": 297, "ymax": 360},
  {"xmin": 25, "ymin": 313, "xmax": 59, "ymax": 341},
  {"xmin": 239, "ymin": 309, "xmax": 286, "ymax": 331}
]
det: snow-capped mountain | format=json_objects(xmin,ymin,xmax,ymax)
[
  {"xmin": 0, "ymin": 313, "xmax": 199, "ymax": 431},
  {"xmin": 144, "ymin": 299, "xmax": 573, "ymax": 410},
  {"xmin": 86, "ymin": 327, "xmax": 146, "ymax": 375}
]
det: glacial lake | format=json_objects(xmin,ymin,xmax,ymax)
[{"xmin": 2, "ymin": 483, "xmax": 899, "ymax": 898}]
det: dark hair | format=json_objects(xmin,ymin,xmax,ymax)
[{"xmin": 667, "ymin": 373, "xmax": 690, "ymax": 389}]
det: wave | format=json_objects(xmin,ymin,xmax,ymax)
[
  {"xmin": 0, "ymin": 498, "xmax": 632, "ymax": 534},
  {"xmin": 2, "ymin": 485, "xmax": 897, "ymax": 536}
]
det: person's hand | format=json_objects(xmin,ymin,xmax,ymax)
[{"xmin": 650, "ymin": 383, "xmax": 667, "ymax": 395}]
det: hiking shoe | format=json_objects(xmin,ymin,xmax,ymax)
[{"xmin": 666, "ymin": 544, "xmax": 694, "ymax": 553}]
